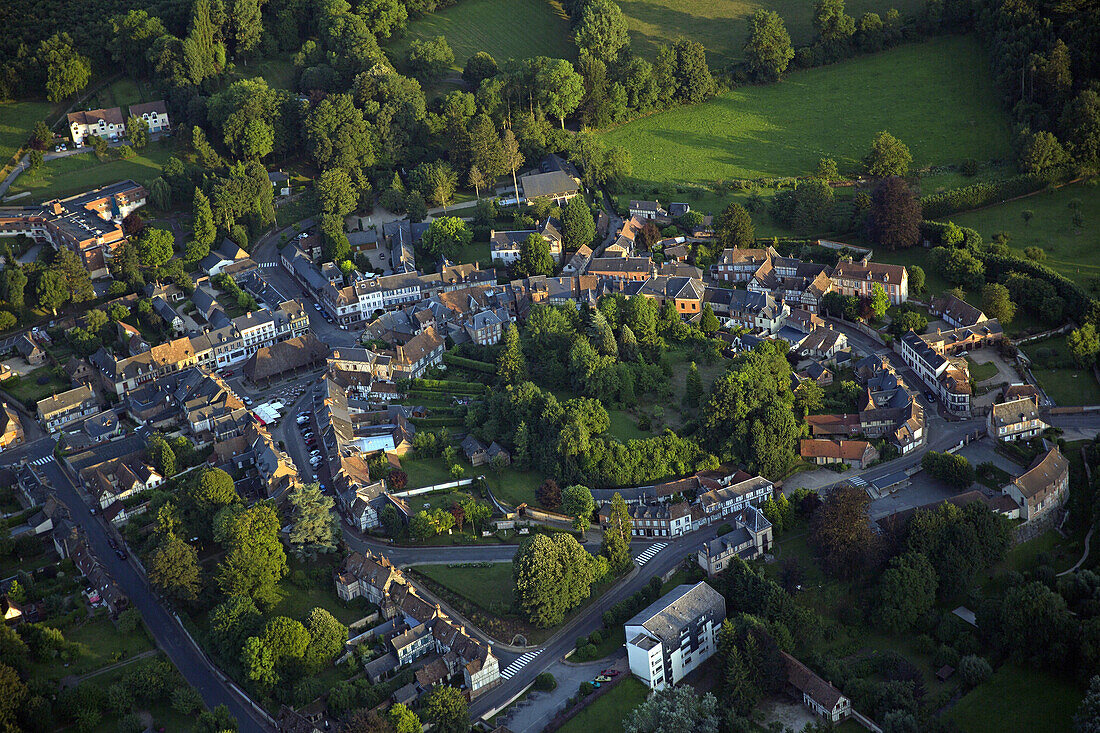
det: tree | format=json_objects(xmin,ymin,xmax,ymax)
[
  {"xmin": 957, "ymin": 655, "xmax": 992, "ymax": 689},
  {"xmin": 53, "ymin": 247, "xmax": 94, "ymax": 303},
  {"xmin": 241, "ymin": 636, "xmax": 278, "ymax": 686},
  {"xmin": 813, "ymin": 0, "xmax": 855, "ymax": 45},
  {"xmin": 1069, "ymin": 324, "xmax": 1100, "ymax": 368},
  {"xmin": 743, "ymin": 10, "xmax": 794, "ymax": 83},
  {"xmin": 1, "ymin": 268, "xmax": 26, "ymax": 310},
  {"xmin": 575, "ymin": 0, "xmax": 630, "ymax": 64},
  {"xmin": 538, "ymin": 59, "xmax": 585, "ymax": 129},
  {"xmin": 865, "ymin": 131, "xmax": 912, "ymax": 177},
  {"xmin": 869, "ymin": 282, "xmax": 889, "ymax": 320},
  {"xmin": 810, "ymin": 483, "xmax": 879, "ymax": 578},
  {"xmin": 389, "ymin": 703, "xmax": 421, "ymax": 733},
  {"xmin": 463, "ymin": 52, "xmax": 498, "ymax": 88},
  {"xmin": 700, "ymin": 304, "xmax": 721, "ymax": 335},
  {"xmin": 921, "ymin": 451, "xmax": 974, "ymax": 489},
  {"xmin": 601, "ymin": 492, "xmax": 632, "ymax": 572},
  {"xmin": 126, "ymin": 115, "xmax": 148, "ymax": 149},
  {"xmin": 513, "ymin": 533, "xmax": 596, "ymax": 626},
  {"xmin": 467, "ymin": 164, "xmax": 487, "ymax": 200},
  {"xmin": 561, "ymin": 484, "xmax": 596, "ymax": 534},
  {"xmin": 408, "ymin": 36, "xmax": 454, "ymax": 80},
  {"xmin": 0, "ymin": 663, "xmax": 26, "ymax": 732},
  {"xmin": 216, "ymin": 502, "xmax": 288, "ymax": 609},
  {"xmin": 31, "ymin": 120, "xmax": 52, "ymax": 148},
  {"xmin": 561, "ymin": 195, "xmax": 595, "ymax": 250},
  {"xmin": 993, "ymin": 581, "xmax": 1074, "ymax": 669},
  {"xmin": 497, "ymin": 323, "xmax": 526, "ymax": 385},
  {"xmin": 148, "ymin": 532, "xmax": 201, "ymax": 602},
  {"xmin": 304, "ymin": 93, "xmax": 374, "ymax": 173},
  {"xmin": 288, "ymin": 483, "xmax": 339, "ymax": 559},
  {"xmin": 1075, "ymin": 676, "xmax": 1100, "ymax": 733},
  {"xmin": 34, "ymin": 270, "xmax": 68, "ymax": 316},
  {"xmin": 421, "ymin": 216, "xmax": 472, "ymax": 261},
  {"xmin": 190, "ymin": 467, "xmax": 240, "ymax": 518},
  {"xmin": 624, "ymin": 685, "xmax": 720, "ymax": 733},
  {"xmin": 1061, "ymin": 90, "xmax": 1100, "ymax": 166},
  {"xmin": 26, "ymin": 149, "xmax": 43, "ymax": 174},
  {"xmin": 304, "ymin": 607, "xmax": 347, "ymax": 672},
  {"xmin": 1019, "ymin": 130, "xmax": 1069, "ymax": 174},
  {"xmin": 908, "ymin": 265, "xmax": 925, "ymax": 294},
  {"xmin": 536, "ymin": 478, "xmax": 562, "ymax": 509},
  {"xmin": 873, "ymin": 552, "xmax": 937, "ymax": 632},
  {"xmin": 316, "ymin": 168, "xmax": 359, "ymax": 219},
  {"xmin": 190, "ymin": 189, "xmax": 217, "ymax": 262},
  {"xmin": 715, "ymin": 202, "xmax": 754, "ymax": 248},
  {"xmin": 136, "ymin": 228, "xmax": 175, "ymax": 269},
  {"xmin": 424, "ymin": 685, "xmax": 468, "ymax": 733},
  {"xmin": 981, "ymin": 283, "xmax": 1016, "ymax": 324},
  {"xmin": 147, "ymin": 434, "xmax": 177, "ymax": 477},
  {"xmin": 38, "ymin": 34, "xmax": 90, "ymax": 101},
  {"xmin": 866, "ymin": 176, "xmax": 920, "ymax": 249},
  {"xmin": 501, "ymin": 129, "xmax": 525, "ymax": 205},
  {"xmin": 516, "ymin": 233, "xmax": 555, "ymax": 277}
]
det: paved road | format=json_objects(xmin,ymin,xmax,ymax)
[{"xmin": 1, "ymin": 444, "xmax": 275, "ymax": 732}]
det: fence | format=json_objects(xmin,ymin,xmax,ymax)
[
  {"xmin": 390, "ymin": 478, "xmax": 476, "ymax": 498},
  {"xmin": 823, "ymin": 315, "xmax": 885, "ymax": 346},
  {"xmin": 1014, "ymin": 323, "xmax": 1073, "ymax": 346}
]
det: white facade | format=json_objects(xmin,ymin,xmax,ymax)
[{"xmin": 625, "ymin": 582, "xmax": 725, "ymax": 690}]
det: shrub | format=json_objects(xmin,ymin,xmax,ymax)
[
  {"xmin": 588, "ymin": 629, "xmax": 603, "ymax": 645},
  {"xmin": 957, "ymin": 655, "xmax": 992, "ymax": 688},
  {"xmin": 579, "ymin": 681, "xmax": 595, "ymax": 696},
  {"xmin": 534, "ymin": 672, "xmax": 557, "ymax": 691}
]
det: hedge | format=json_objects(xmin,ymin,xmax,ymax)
[
  {"xmin": 412, "ymin": 378, "xmax": 488, "ymax": 393},
  {"xmin": 442, "ymin": 353, "xmax": 496, "ymax": 374},
  {"xmin": 410, "ymin": 417, "xmax": 466, "ymax": 428},
  {"xmin": 920, "ymin": 169, "xmax": 1070, "ymax": 220}
]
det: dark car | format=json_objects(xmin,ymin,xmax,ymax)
[
  {"xmin": 115, "ymin": 549, "xmax": 128, "ymax": 561},
  {"xmin": 925, "ymin": 391, "xmax": 936, "ymax": 403}
]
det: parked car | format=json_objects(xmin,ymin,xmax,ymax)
[
  {"xmin": 595, "ymin": 675, "xmax": 611, "ymax": 683},
  {"xmin": 601, "ymin": 669, "xmax": 619, "ymax": 677},
  {"xmin": 115, "ymin": 549, "xmax": 128, "ymax": 561}
]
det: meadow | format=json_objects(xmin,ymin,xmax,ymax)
[
  {"xmin": 0, "ymin": 100, "xmax": 53, "ymax": 172},
  {"xmin": 8, "ymin": 141, "xmax": 175, "ymax": 202},
  {"xmin": 947, "ymin": 664, "xmax": 1081, "ymax": 733},
  {"xmin": 602, "ymin": 36, "xmax": 1013, "ymax": 188},
  {"xmin": 950, "ymin": 181, "xmax": 1100, "ymax": 291},
  {"xmin": 620, "ymin": 0, "xmax": 926, "ymax": 65},
  {"xmin": 387, "ymin": 0, "xmax": 575, "ymax": 70}
]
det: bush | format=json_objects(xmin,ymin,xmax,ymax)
[
  {"xmin": 920, "ymin": 170, "xmax": 1069, "ymax": 219},
  {"xmin": 957, "ymin": 655, "xmax": 992, "ymax": 688},
  {"xmin": 579, "ymin": 681, "xmax": 595, "ymax": 696},
  {"xmin": 534, "ymin": 672, "xmax": 557, "ymax": 691},
  {"xmin": 588, "ymin": 629, "xmax": 603, "ymax": 645}
]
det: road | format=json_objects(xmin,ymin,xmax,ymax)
[{"xmin": 0, "ymin": 443, "xmax": 275, "ymax": 732}]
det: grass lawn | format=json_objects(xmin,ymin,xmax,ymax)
[
  {"xmin": 82, "ymin": 654, "xmax": 203, "ymax": 733},
  {"xmin": 232, "ymin": 56, "xmax": 298, "ymax": 90},
  {"xmin": 950, "ymin": 181, "xmax": 1100, "ymax": 292},
  {"xmin": 9, "ymin": 141, "xmax": 176, "ymax": 202},
  {"xmin": 558, "ymin": 677, "xmax": 649, "ymax": 733},
  {"xmin": 0, "ymin": 100, "xmax": 53, "ymax": 170},
  {"xmin": 966, "ymin": 356, "xmax": 999, "ymax": 383},
  {"xmin": 948, "ymin": 664, "xmax": 1081, "ymax": 733},
  {"xmin": 411, "ymin": 562, "xmax": 516, "ymax": 616},
  {"xmin": 2, "ymin": 366, "xmax": 70, "ymax": 408},
  {"xmin": 602, "ymin": 36, "xmax": 1013, "ymax": 189},
  {"xmin": 608, "ymin": 409, "xmax": 652, "ymax": 441},
  {"xmin": 400, "ymin": 454, "xmax": 545, "ymax": 508},
  {"xmin": 451, "ymin": 240, "xmax": 492, "ymax": 266},
  {"xmin": 620, "ymin": 0, "xmax": 926, "ymax": 66},
  {"xmin": 270, "ymin": 581, "xmax": 370, "ymax": 626},
  {"xmin": 88, "ymin": 78, "xmax": 152, "ymax": 111},
  {"xmin": 386, "ymin": 0, "xmax": 574, "ymax": 69},
  {"xmin": 276, "ymin": 193, "xmax": 318, "ymax": 230},
  {"xmin": 31, "ymin": 617, "xmax": 156, "ymax": 681},
  {"xmin": 1022, "ymin": 335, "xmax": 1100, "ymax": 407}
]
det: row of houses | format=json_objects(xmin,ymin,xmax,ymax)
[{"xmin": 67, "ymin": 101, "xmax": 170, "ymax": 146}]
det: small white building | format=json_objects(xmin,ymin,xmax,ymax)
[
  {"xmin": 128, "ymin": 100, "xmax": 171, "ymax": 135},
  {"xmin": 625, "ymin": 581, "xmax": 725, "ymax": 690},
  {"xmin": 67, "ymin": 108, "xmax": 125, "ymax": 146}
]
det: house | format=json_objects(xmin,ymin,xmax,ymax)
[
  {"xmin": 67, "ymin": 107, "xmax": 125, "ymax": 146},
  {"xmin": 668, "ymin": 203, "xmax": 690, "ymax": 218},
  {"xmin": 64, "ymin": 356, "xmax": 96, "ymax": 387},
  {"xmin": 518, "ymin": 171, "xmax": 579, "ymax": 205},
  {"xmin": 462, "ymin": 435, "xmax": 488, "ymax": 466},
  {"xmin": 0, "ymin": 597, "xmax": 23, "ymax": 626},
  {"xmin": 625, "ymin": 581, "xmax": 726, "ymax": 689},
  {"xmin": 128, "ymin": 101, "xmax": 170, "ymax": 135},
  {"xmin": 489, "ymin": 218, "xmax": 564, "ymax": 266},
  {"xmin": 929, "ymin": 293, "xmax": 987, "ymax": 328},
  {"xmin": 268, "ymin": 170, "xmax": 291, "ymax": 197},
  {"xmin": 0, "ymin": 403, "xmax": 24, "ymax": 452},
  {"xmin": 81, "ymin": 456, "xmax": 164, "ymax": 510},
  {"xmin": 587, "ymin": 256, "xmax": 654, "ymax": 282},
  {"xmin": 200, "ymin": 239, "xmax": 250, "ymax": 276},
  {"xmin": 987, "ymin": 396, "xmax": 1048, "ymax": 442},
  {"xmin": 37, "ymin": 386, "xmax": 100, "ymax": 433},
  {"xmin": 152, "ymin": 297, "xmax": 184, "ymax": 332},
  {"xmin": 898, "ymin": 330, "xmax": 976, "ymax": 416},
  {"xmin": 782, "ymin": 652, "xmax": 852, "ymax": 724},
  {"xmin": 1003, "ymin": 447, "xmax": 1069, "ymax": 521},
  {"xmin": 16, "ymin": 335, "xmax": 44, "ymax": 365},
  {"xmin": 562, "ymin": 244, "xmax": 593, "ymax": 276},
  {"xmin": 600, "ymin": 501, "xmax": 692, "ymax": 538},
  {"xmin": 800, "ymin": 439, "xmax": 879, "ymax": 469},
  {"xmin": 486, "ymin": 441, "xmax": 510, "ymax": 466},
  {"xmin": 795, "ymin": 327, "xmax": 848, "ymax": 362},
  {"xmin": 711, "ymin": 246, "xmax": 778, "ymax": 283},
  {"xmin": 830, "ymin": 260, "xmax": 908, "ymax": 304},
  {"xmin": 696, "ymin": 506, "xmax": 773, "ymax": 576},
  {"xmin": 629, "ymin": 200, "xmax": 667, "ymax": 221}
]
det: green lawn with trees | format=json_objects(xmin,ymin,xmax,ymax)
[
  {"xmin": 620, "ymin": 0, "xmax": 926, "ymax": 64},
  {"xmin": 410, "ymin": 563, "xmax": 516, "ymax": 616},
  {"xmin": 0, "ymin": 100, "xmax": 53, "ymax": 169},
  {"xmin": 1022, "ymin": 335, "xmax": 1100, "ymax": 406},
  {"xmin": 557, "ymin": 677, "xmax": 649, "ymax": 733},
  {"xmin": 386, "ymin": 0, "xmax": 575, "ymax": 70},
  {"xmin": 9, "ymin": 142, "xmax": 176, "ymax": 202},
  {"xmin": 602, "ymin": 35, "xmax": 1012, "ymax": 185},
  {"xmin": 948, "ymin": 664, "xmax": 1081, "ymax": 733},
  {"xmin": 950, "ymin": 181, "xmax": 1100, "ymax": 290}
]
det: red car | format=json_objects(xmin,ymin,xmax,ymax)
[{"xmin": 602, "ymin": 669, "xmax": 620, "ymax": 677}]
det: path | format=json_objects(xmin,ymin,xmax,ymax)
[
  {"xmin": 71, "ymin": 649, "xmax": 159, "ymax": 683},
  {"xmin": 1057, "ymin": 525, "xmax": 1094, "ymax": 577}
]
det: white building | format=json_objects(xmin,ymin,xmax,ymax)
[
  {"xmin": 67, "ymin": 107, "xmax": 125, "ymax": 146},
  {"xmin": 625, "ymin": 581, "xmax": 726, "ymax": 690},
  {"xmin": 128, "ymin": 101, "xmax": 171, "ymax": 135}
]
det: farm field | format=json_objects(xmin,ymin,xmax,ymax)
[
  {"xmin": 387, "ymin": 0, "xmax": 574, "ymax": 69},
  {"xmin": 9, "ymin": 142, "xmax": 176, "ymax": 202},
  {"xmin": 620, "ymin": 0, "xmax": 925, "ymax": 65},
  {"xmin": 950, "ymin": 181, "xmax": 1100, "ymax": 291},
  {"xmin": 948, "ymin": 664, "xmax": 1081, "ymax": 733},
  {"xmin": 0, "ymin": 100, "xmax": 53, "ymax": 170},
  {"xmin": 602, "ymin": 36, "xmax": 1013, "ymax": 188}
]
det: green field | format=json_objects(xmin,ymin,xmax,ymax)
[
  {"xmin": 603, "ymin": 36, "xmax": 1013, "ymax": 189},
  {"xmin": 388, "ymin": 0, "xmax": 575, "ymax": 70},
  {"xmin": 621, "ymin": 0, "xmax": 925, "ymax": 65},
  {"xmin": 558, "ymin": 677, "xmax": 649, "ymax": 733},
  {"xmin": 412, "ymin": 562, "xmax": 515, "ymax": 615},
  {"xmin": 87, "ymin": 78, "xmax": 153, "ymax": 112},
  {"xmin": 948, "ymin": 664, "xmax": 1080, "ymax": 733},
  {"xmin": 966, "ymin": 356, "xmax": 999, "ymax": 383},
  {"xmin": 0, "ymin": 100, "xmax": 53, "ymax": 171},
  {"xmin": 1022, "ymin": 335, "xmax": 1100, "ymax": 407},
  {"xmin": 9, "ymin": 141, "xmax": 175, "ymax": 202},
  {"xmin": 950, "ymin": 181, "xmax": 1100, "ymax": 291}
]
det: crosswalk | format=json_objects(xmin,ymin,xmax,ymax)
[
  {"xmin": 258, "ymin": 262, "xmax": 278, "ymax": 269},
  {"xmin": 634, "ymin": 542, "xmax": 667, "ymax": 567},
  {"xmin": 500, "ymin": 649, "xmax": 542, "ymax": 680},
  {"xmin": 29, "ymin": 456, "xmax": 53, "ymax": 467}
]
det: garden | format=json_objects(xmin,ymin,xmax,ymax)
[
  {"xmin": 2, "ymin": 365, "xmax": 71, "ymax": 409},
  {"xmin": 1022, "ymin": 334, "xmax": 1100, "ymax": 407}
]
